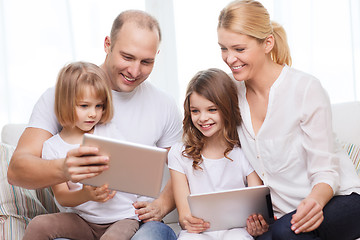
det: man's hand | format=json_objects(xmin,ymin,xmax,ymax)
[
  {"xmin": 133, "ymin": 199, "xmax": 165, "ymax": 222},
  {"xmin": 64, "ymin": 146, "xmax": 109, "ymax": 183}
]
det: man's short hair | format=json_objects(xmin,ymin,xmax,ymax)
[{"xmin": 110, "ymin": 10, "xmax": 161, "ymax": 50}]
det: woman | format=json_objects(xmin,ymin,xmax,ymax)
[{"xmin": 217, "ymin": 0, "xmax": 360, "ymax": 239}]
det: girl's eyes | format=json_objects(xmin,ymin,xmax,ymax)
[
  {"xmin": 78, "ymin": 104, "xmax": 103, "ymax": 108},
  {"xmin": 190, "ymin": 108, "xmax": 217, "ymax": 113}
]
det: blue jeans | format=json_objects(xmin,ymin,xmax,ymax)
[
  {"xmin": 131, "ymin": 221, "xmax": 177, "ymax": 240},
  {"xmin": 257, "ymin": 193, "xmax": 360, "ymax": 240},
  {"xmin": 54, "ymin": 220, "xmax": 176, "ymax": 240}
]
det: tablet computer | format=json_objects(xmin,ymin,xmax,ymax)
[
  {"xmin": 80, "ymin": 133, "xmax": 167, "ymax": 198},
  {"xmin": 187, "ymin": 185, "xmax": 274, "ymax": 231}
]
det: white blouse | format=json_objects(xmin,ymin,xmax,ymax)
[{"xmin": 237, "ymin": 65, "xmax": 360, "ymax": 217}]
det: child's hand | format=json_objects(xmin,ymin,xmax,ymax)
[
  {"xmin": 82, "ymin": 184, "xmax": 116, "ymax": 202},
  {"xmin": 246, "ymin": 214, "xmax": 271, "ymax": 236},
  {"xmin": 181, "ymin": 214, "xmax": 210, "ymax": 233}
]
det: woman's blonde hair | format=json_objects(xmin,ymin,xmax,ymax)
[
  {"xmin": 55, "ymin": 61, "xmax": 113, "ymax": 127},
  {"xmin": 182, "ymin": 68, "xmax": 242, "ymax": 170},
  {"xmin": 218, "ymin": 0, "xmax": 292, "ymax": 66}
]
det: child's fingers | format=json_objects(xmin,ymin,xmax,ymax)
[
  {"xmin": 108, "ymin": 190, "xmax": 116, "ymax": 199},
  {"xmin": 184, "ymin": 220, "xmax": 209, "ymax": 233},
  {"xmin": 246, "ymin": 214, "xmax": 269, "ymax": 236},
  {"xmin": 184, "ymin": 215, "xmax": 210, "ymax": 233}
]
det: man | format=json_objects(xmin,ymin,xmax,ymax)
[{"xmin": 8, "ymin": 10, "xmax": 182, "ymax": 240}]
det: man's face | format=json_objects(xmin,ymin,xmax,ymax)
[{"xmin": 103, "ymin": 22, "xmax": 160, "ymax": 92}]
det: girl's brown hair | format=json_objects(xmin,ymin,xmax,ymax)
[
  {"xmin": 218, "ymin": 0, "xmax": 292, "ymax": 66},
  {"xmin": 182, "ymin": 68, "xmax": 242, "ymax": 170},
  {"xmin": 55, "ymin": 61, "xmax": 113, "ymax": 127}
]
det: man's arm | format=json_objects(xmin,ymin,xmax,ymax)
[
  {"xmin": 133, "ymin": 177, "xmax": 176, "ymax": 222},
  {"xmin": 7, "ymin": 127, "xmax": 65, "ymax": 188},
  {"xmin": 8, "ymin": 127, "xmax": 111, "ymax": 189},
  {"xmin": 133, "ymin": 147, "xmax": 176, "ymax": 222}
]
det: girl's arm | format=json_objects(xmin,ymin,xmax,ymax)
[
  {"xmin": 246, "ymin": 171, "xmax": 269, "ymax": 236},
  {"xmin": 170, "ymin": 169, "xmax": 209, "ymax": 233},
  {"xmin": 247, "ymin": 171, "xmax": 263, "ymax": 187},
  {"xmin": 52, "ymin": 182, "xmax": 116, "ymax": 207}
]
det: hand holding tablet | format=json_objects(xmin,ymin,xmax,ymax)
[
  {"xmin": 81, "ymin": 133, "xmax": 167, "ymax": 198},
  {"xmin": 187, "ymin": 185, "xmax": 275, "ymax": 232}
]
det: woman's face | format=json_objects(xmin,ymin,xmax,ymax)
[{"xmin": 217, "ymin": 28, "xmax": 267, "ymax": 82}]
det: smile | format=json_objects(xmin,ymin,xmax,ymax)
[
  {"xmin": 200, "ymin": 123, "xmax": 214, "ymax": 128},
  {"xmin": 232, "ymin": 64, "xmax": 245, "ymax": 70},
  {"xmin": 122, "ymin": 74, "xmax": 136, "ymax": 82}
]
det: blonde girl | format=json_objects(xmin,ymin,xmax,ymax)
[{"xmin": 23, "ymin": 61, "xmax": 139, "ymax": 240}]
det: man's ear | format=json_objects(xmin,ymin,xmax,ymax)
[
  {"xmin": 264, "ymin": 34, "xmax": 275, "ymax": 54},
  {"xmin": 104, "ymin": 36, "xmax": 111, "ymax": 54}
]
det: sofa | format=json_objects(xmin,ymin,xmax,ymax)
[{"xmin": 1, "ymin": 102, "xmax": 360, "ymax": 239}]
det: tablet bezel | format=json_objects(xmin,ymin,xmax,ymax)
[
  {"xmin": 80, "ymin": 133, "xmax": 167, "ymax": 198},
  {"xmin": 187, "ymin": 185, "xmax": 274, "ymax": 231}
]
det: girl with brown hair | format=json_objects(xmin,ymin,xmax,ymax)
[{"xmin": 168, "ymin": 68, "xmax": 262, "ymax": 239}]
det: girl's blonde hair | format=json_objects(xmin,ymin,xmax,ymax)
[
  {"xmin": 182, "ymin": 68, "xmax": 242, "ymax": 170},
  {"xmin": 55, "ymin": 61, "xmax": 113, "ymax": 127},
  {"xmin": 218, "ymin": 0, "xmax": 292, "ymax": 66}
]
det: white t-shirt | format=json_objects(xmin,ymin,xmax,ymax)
[
  {"xmin": 42, "ymin": 130, "xmax": 139, "ymax": 224},
  {"xmin": 29, "ymin": 81, "xmax": 182, "ymax": 148},
  {"xmin": 236, "ymin": 65, "xmax": 360, "ymax": 217},
  {"xmin": 168, "ymin": 142, "xmax": 254, "ymax": 194},
  {"xmin": 29, "ymin": 81, "xmax": 182, "ymax": 203}
]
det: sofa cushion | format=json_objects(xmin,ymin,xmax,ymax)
[
  {"xmin": 342, "ymin": 142, "xmax": 360, "ymax": 176},
  {"xmin": 332, "ymin": 102, "xmax": 360, "ymax": 146},
  {"xmin": 0, "ymin": 143, "xmax": 58, "ymax": 240},
  {"xmin": 1, "ymin": 124, "xmax": 26, "ymax": 146}
]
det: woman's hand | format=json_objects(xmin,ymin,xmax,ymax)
[
  {"xmin": 180, "ymin": 214, "xmax": 210, "ymax": 233},
  {"xmin": 291, "ymin": 183, "xmax": 333, "ymax": 234},
  {"xmin": 82, "ymin": 184, "xmax": 116, "ymax": 202},
  {"xmin": 290, "ymin": 197, "xmax": 324, "ymax": 234},
  {"xmin": 246, "ymin": 214, "xmax": 270, "ymax": 236}
]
